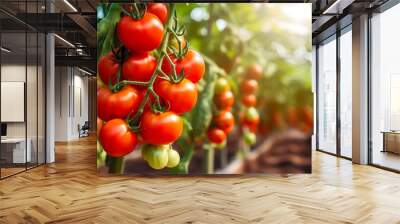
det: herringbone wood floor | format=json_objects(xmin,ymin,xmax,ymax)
[{"xmin": 1, "ymin": 136, "xmax": 400, "ymax": 224}]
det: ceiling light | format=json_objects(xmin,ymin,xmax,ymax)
[
  {"xmin": 1, "ymin": 47, "xmax": 11, "ymax": 53},
  {"xmin": 54, "ymin": 34, "xmax": 75, "ymax": 48},
  {"xmin": 77, "ymin": 67, "xmax": 93, "ymax": 76},
  {"xmin": 63, "ymin": 0, "xmax": 78, "ymax": 12},
  {"xmin": 323, "ymin": 0, "xmax": 354, "ymax": 15}
]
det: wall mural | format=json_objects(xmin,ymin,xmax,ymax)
[{"xmin": 97, "ymin": 3, "xmax": 312, "ymax": 175}]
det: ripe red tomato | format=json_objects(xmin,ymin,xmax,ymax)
[
  {"xmin": 273, "ymin": 111, "xmax": 285, "ymax": 129},
  {"xmin": 98, "ymin": 51, "xmax": 119, "ymax": 85},
  {"xmin": 122, "ymin": 53, "xmax": 156, "ymax": 83},
  {"xmin": 214, "ymin": 111, "xmax": 235, "ymax": 132},
  {"xmin": 147, "ymin": 3, "xmax": 168, "ymax": 24},
  {"xmin": 97, "ymin": 87, "xmax": 112, "ymax": 120},
  {"xmin": 97, "ymin": 86, "xmax": 142, "ymax": 121},
  {"xmin": 302, "ymin": 106, "xmax": 313, "ymax": 127},
  {"xmin": 140, "ymin": 111, "xmax": 183, "ymax": 145},
  {"xmin": 222, "ymin": 121, "xmax": 234, "ymax": 134},
  {"xmin": 118, "ymin": 14, "xmax": 164, "ymax": 53},
  {"xmin": 100, "ymin": 118, "xmax": 137, "ymax": 157},
  {"xmin": 162, "ymin": 49, "xmax": 205, "ymax": 83},
  {"xmin": 97, "ymin": 117, "xmax": 103, "ymax": 137},
  {"xmin": 214, "ymin": 91, "xmax": 234, "ymax": 110},
  {"xmin": 155, "ymin": 79, "xmax": 198, "ymax": 114},
  {"xmin": 241, "ymin": 94, "xmax": 257, "ymax": 107},
  {"xmin": 241, "ymin": 79, "xmax": 258, "ymax": 94},
  {"xmin": 207, "ymin": 128, "xmax": 226, "ymax": 144},
  {"xmin": 243, "ymin": 122, "xmax": 258, "ymax": 133},
  {"xmin": 247, "ymin": 64, "xmax": 262, "ymax": 80},
  {"xmin": 287, "ymin": 106, "xmax": 298, "ymax": 127}
]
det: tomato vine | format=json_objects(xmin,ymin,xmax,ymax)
[{"xmin": 97, "ymin": 3, "xmax": 207, "ymax": 173}]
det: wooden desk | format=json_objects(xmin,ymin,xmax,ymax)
[{"xmin": 381, "ymin": 131, "xmax": 400, "ymax": 154}]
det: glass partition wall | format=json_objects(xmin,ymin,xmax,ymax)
[
  {"xmin": 0, "ymin": 1, "xmax": 46, "ymax": 179},
  {"xmin": 316, "ymin": 26, "xmax": 353, "ymax": 159},
  {"xmin": 339, "ymin": 27, "xmax": 352, "ymax": 159},
  {"xmin": 370, "ymin": 3, "xmax": 400, "ymax": 171},
  {"xmin": 316, "ymin": 0, "xmax": 400, "ymax": 172},
  {"xmin": 317, "ymin": 35, "xmax": 337, "ymax": 155}
]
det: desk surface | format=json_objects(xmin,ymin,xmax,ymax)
[
  {"xmin": 381, "ymin": 131, "xmax": 400, "ymax": 134},
  {"xmin": 1, "ymin": 138, "xmax": 27, "ymax": 143}
]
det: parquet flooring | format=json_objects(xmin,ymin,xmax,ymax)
[{"xmin": 1, "ymin": 136, "xmax": 400, "ymax": 223}]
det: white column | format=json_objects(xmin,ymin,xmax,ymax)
[
  {"xmin": 312, "ymin": 45, "xmax": 317, "ymax": 151},
  {"xmin": 46, "ymin": 33, "xmax": 55, "ymax": 163},
  {"xmin": 352, "ymin": 14, "xmax": 369, "ymax": 164},
  {"xmin": 45, "ymin": 1, "xmax": 55, "ymax": 163}
]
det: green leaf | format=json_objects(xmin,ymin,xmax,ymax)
[
  {"xmin": 97, "ymin": 3, "xmax": 121, "ymax": 59},
  {"xmin": 189, "ymin": 60, "xmax": 218, "ymax": 141}
]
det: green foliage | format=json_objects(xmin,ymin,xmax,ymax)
[
  {"xmin": 97, "ymin": 3, "xmax": 121, "ymax": 59},
  {"xmin": 188, "ymin": 58, "xmax": 221, "ymax": 141},
  {"xmin": 172, "ymin": 56, "xmax": 224, "ymax": 174},
  {"xmin": 175, "ymin": 3, "xmax": 312, "ymax": 110}
]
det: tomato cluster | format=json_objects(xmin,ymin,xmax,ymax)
[
  {"xmin": 207, "ymin": 77, "xmax": 235, "ymax": 147},
  {"xmin": 286, "ymin": 105, "xmax": 313, "ymax": 133},
  {"xmin": 97, "ymin": 3, "xmax": 205, "ymax": 170},
  {"xmin": 240, "ymin": 64, "xmax": 262, "ymax": 146},
  {"xmin": 141, "ymin": 144, "xmax": 180, "ymax": 170}
]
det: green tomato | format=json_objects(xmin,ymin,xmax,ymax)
[
  {"xmin": 142, "ymin": 144, "xmax": 168, "ymax": 161},
  {"xmin": 214, "ymin": 77, "xmax": 230, "ymax": 94},
  {"xmin": 97, "ymin": 141, "xmax": 107, "ymax": 161},
  {"xmin": 243, "ymin": 132, "xmax": 256, "ymax": 146},
  {"xmin": 167, "ymin": 149, "xmax": 180, "ymax": 168},
  {"xmin": 244, "ymin": 107, "xmax": 259, "ymax": 121},
  {"xmin": 214, "ymin": 139, "xmax": 227, "ymax": 150},
  {"xmin": 97, "ymin": 140, "xmax": 103, "ymax": 153},
  {"xmin": 100, "ymin": 150, "xmax": 107, "ymax": 161},
  {"xmin": 142, "ymin": 144, "xmax": 169, "ymax": 170}
]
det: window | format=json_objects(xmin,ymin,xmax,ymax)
[
  {"xmin": 339, "ymin": 28, "xmax": 352, "ymax": 158},
  {"xmin": 317, "ymin": 36, "xmax": 337, "ymax": 154},
  {"xmin": 370, "ymin": 3, "xmax": 400, "ymax": 171}
]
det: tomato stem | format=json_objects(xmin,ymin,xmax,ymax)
[
  {"xmin": 129, "ymin": 3, "xmax": 177, "ymax": 123},
  {"xmin": 106, "ymin": 156, "xmax": 125, "ymax": 174},
  {"xmin": 168, "ymin": 27, "xmax": 187, "ymax": 59},
  {"xmin": 204, "ymin": 144, "xmax": 215, "ymax": 174},
  {"xmin": 157, "ymin": 69, "xmax": 171, "ymax": 81},
  {"xmin": 163, "ymin": 52, "xmax": 179, "ymax": 81},
  {"xmin": 149, "ymin": 88, "xmax": 162, "ymax": 111},
  {"xmin": 113, "ymin": 80, "xmax": 149, "ymax": 90},
  {"xmin": 130, "ymin": 3, "xmax": 146, "ymax": 20}
]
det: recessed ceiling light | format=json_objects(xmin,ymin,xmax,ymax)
[
  {"xmin": 323, "ymin": 0, "xmax": 354, "ymax": 15},
  {"xmin": 1, "ymin": 47, "xmax": 11, "ymax": 53},
  {"xmin": 63, "ymin": 0, "xmax": 78, "ymax": 12},
  {"xmin": 54, "ymin": 34, "xmax": 75, "ymax": 48},
  {"xmin": 77, "ymin": 67, "xmax": 93, "ymax": 76}
]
